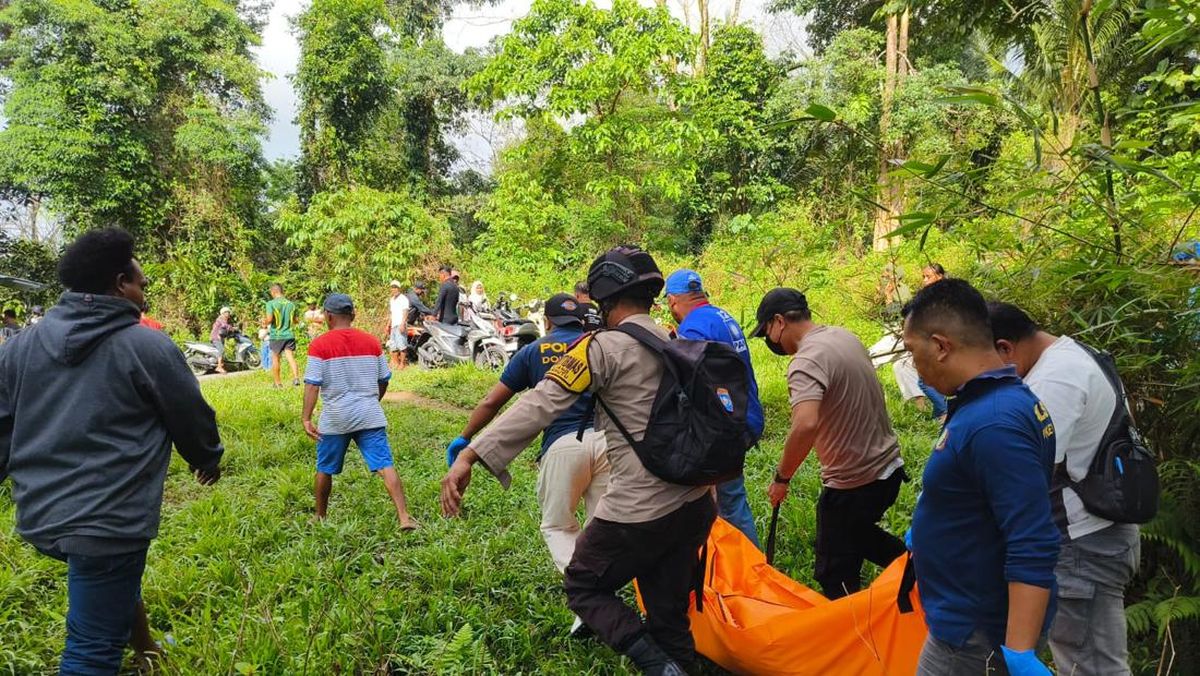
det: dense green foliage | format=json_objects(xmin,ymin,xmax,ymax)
[{"xmin": 1, "ymin": 0, "xmax": 1199, "ymax": 671}]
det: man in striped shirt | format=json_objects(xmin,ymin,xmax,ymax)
[{"xmin": 302, "ymin": 294, "xmax": 417, "ymax": 529}]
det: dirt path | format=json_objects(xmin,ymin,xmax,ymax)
[
  {"xmin": 196, "ymin": 368, "xmax": 261, "ymax": 380},
  {"xmin": 381, "ymin": 389, "xmax": 471, "ymax": 413}
]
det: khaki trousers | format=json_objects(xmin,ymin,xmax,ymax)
[{"xmin": 536, "ymin": 429, "xmax": 610, "ymax": 573}]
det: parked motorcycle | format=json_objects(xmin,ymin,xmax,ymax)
[
  {"xmin": 183, "ymin": 330, "xmax": 261, "ymax": 375},
  {"xmin": 493, "ymin": 294, "xmax": 542, "ymax": 350},
  {"xmin": 414, "ymin": 312, "xmax": 510, "ymax": 370}
]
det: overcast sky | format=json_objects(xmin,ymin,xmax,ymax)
[{"xmin": 254, "ymin": 0, "xmax": 808, "ymax": 163}]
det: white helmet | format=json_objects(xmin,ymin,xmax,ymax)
[{"xmin": 219, "ymin": 306, "xmax": 232, "ymax": 316}]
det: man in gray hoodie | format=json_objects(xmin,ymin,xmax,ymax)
[{"xmin": 0, "ymin": 228, "xmax": 224, "ymax": 674}]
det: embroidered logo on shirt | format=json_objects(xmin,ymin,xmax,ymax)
[
  {"xmin": 1034, "ymin": 401, "xmax": 1050, "ymax": 422},
  {"xmin": 546, "ymin": 334, "xmax": 593, "ymax": 393}
]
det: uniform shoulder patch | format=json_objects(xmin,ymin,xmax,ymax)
[{"xmin": 546, "ymin": 333, "xmax": 594, "ymax": 393}]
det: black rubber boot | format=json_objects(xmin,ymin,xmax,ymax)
[{"xmin": 624, "ymin": 635, "xmax": 689, "ymax": 676}]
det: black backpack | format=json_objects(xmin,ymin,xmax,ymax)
[
  {"xmin": 587, "ymin": 322, "xmax": 757, "ymax": 486},
  {"xmin": 1057, "ymin": 344, "xmax": 1159, "ymax": 524}
]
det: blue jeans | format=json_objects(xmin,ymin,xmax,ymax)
[
  {"xmin": 61, "ymin": 549, "xmax": 148, "ymax": 675},
  {"xmin": 717, "ymin": 475, "xmax": 760, "ymax": 549},
  {"xmin": 917, "ymin": 378, "xmax": 947, "ymax": 419}
]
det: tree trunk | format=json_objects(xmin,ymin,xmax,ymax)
[
  {"xmin": 27, "ymin": 195, "xmax": 40, "ymax": 242},
  {"xmin": 873, "ymin": 12, "xmax": 901, "ymax": 251},
  {"xmin": 1079, "ymin": 0, "xmax": 1121, "ymax": 259},
  {"xmin": 697, "ymin": 0, "xmax": 710, "ymax": 76}
]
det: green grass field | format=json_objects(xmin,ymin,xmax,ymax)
[{"xmin": 0, "ymin": 347, "xmax": 939, "ymax": 674}]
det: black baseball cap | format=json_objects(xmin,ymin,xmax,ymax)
[
  {"xmin": 545, "ymin": 293, "xmax": 584, "ymax": 327},
  {"xmin": 749, "ymin": 288, "xmax": 809, "ymax": 338}
]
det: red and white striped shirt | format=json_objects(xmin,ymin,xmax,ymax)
[{"xmin": 304, "ymin": 328, "xmax": 391, "ymax": 434}]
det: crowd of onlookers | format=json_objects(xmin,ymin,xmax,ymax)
[{"xmin": 0, "ymin": 227, "xmax": 1189, "ymax": 675}]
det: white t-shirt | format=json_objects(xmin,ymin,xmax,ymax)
[
  {"xmin": 1023, "ymin": 335, "xmax": 1117, "ymax": 540},
  {"xmin": 389, "ymin": 294, "xmax": 410, "ymax": 329}
]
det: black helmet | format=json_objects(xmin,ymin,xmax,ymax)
[{"xmin": 586, "ymin": 245, "xmax": 664, "ymax": 302}]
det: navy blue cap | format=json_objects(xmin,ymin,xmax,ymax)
[
  {"xmin": 323, "ymin": 293, "xmax": 355, "ymax": 315},
  {"xmin": 545, "ymin": 293, "xmax": 584, "ymax": 326}
]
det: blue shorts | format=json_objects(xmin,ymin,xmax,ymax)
[{"xmin": 316, "ymin": 427, "xmax": 394, "ymax": 475}]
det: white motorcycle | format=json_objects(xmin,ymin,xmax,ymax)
[{"xmin": 182, "ymin": 330, "xmax": 261, "ymax": 375}]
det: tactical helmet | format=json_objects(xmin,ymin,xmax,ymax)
[{"xmin": 586, "ymin": 245, "xmax": 664, "ymax": 302}]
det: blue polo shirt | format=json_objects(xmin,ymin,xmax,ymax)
[
  {"xmin": 911, "ymin": 366, "xmax": 1060, "ymax": 648},
  {"xmin": 677, "ymin": 303, "xmax": 765, "ymax": 438},
  {"xmin": 500, "ymin": 325, "xmax": 592, "ymax": 458}
]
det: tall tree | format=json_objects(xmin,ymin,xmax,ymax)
[
  {"xmin": 689, "ymin": 24, "xmax": 787, "ymax": 236},
  {"xmin": 469, "ymin": 0, "xmax": 701, "ymax": 239},
  {"xmin": 293, "ymin": 0, "xmax": 485, "ymax": 199},
  {"xmin": 771, "ymin": 0, "xmax": 1043, "ymax": 59},
  {"xmin": 0, "ymin": 0, "xmax": 267, "ymax": 244},
  {"xmin": 985, "ymin": 0, "xmax": 1140, "ymax": 168},
  {"xmin": 873, "ymin": 2, "xmax": 909, "ymax": 250},
  {"xmin": 293, "ymin": 0, "xmax": 393, "ymax": 197}
]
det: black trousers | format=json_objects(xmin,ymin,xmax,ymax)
[
  {"xmin": 814, "ymin": 468, "xmax": 907, "ymax": 599},
  {"xmin": 564, "ymin": 495, "xmax": 716, "ymax": 664}
]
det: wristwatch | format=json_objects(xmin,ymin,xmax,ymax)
[{"xmin": 773, "ymin": 471, "xmax": 792, "ymax": 485}]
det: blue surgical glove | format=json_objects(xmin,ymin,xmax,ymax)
[
  {"xmin": 1001, "ymin": 646, "xmax": 1051, "ymax": 676},
  {"xmin": 447, "ymin": 436, "xmax": 470, "ymax": 467}
]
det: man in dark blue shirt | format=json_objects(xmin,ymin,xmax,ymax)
[
  {"xmin": 902, "ymin": 279, "xmax": 1059, "ymax": 676},
  {"xmin": 665, "ymin": 269, "xmax": 765, "ymax": 547},
  {"xmin": 445, "ymin": 292, "xmax": 609, "ymax": 634}
]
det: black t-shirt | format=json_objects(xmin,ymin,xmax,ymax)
[
  {"xmin": 434, "ymin": 280, "xmax": 461, "ymax": 325},
  {"xmin": 580, "ymin": 303, "xmax": 603, "ymax": 331}
]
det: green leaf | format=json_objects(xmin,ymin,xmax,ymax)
[
  {"xmin": 899, "ymin": 159, "xmax": 938, "ymax": 175},
  {"xmin": 882, "ymin": 211, "xmax": 934, "ymax": 239},
  {"xmin": 804, "ymin": 104, "xmax": 837, "ymax": 122}
]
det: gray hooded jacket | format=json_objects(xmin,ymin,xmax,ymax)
[{"xmin": 0, "ymin": 293, "xmax": 224, "ymax": 556}]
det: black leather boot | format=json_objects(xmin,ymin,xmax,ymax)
[{"xmin": 624, "ymin": 635, "xmax": 689, "ymax": 676}]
